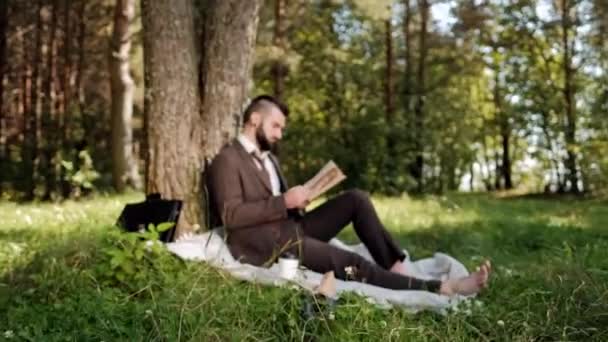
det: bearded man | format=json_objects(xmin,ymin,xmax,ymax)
[{"xmin": 206, "ymin": 95, "xmax": 490, "ymax": 296}]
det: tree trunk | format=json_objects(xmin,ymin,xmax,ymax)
[
  {"xmin": 272, "ymin": 0, "xmax": 287, "ymax": 99},
  {"xmin": 199, "ymin": 0, "xmax": 262, "ymax": 159},
  {"xmin": 494, "ymin": 134, "xmax": 501, "ymax": 190},
  {"xmin": 402, "ymin": 0, "xmax": 414, "ymax": 173},
  {"xmin": 23, "ymin": 0, "xmax": 43, "ymax": 200},
  {"xmin": 414, "ymin": 0, "xmax": 429, "ymax": 193},
  {"xmin": 384, "ymin": 16, "xmax": 396, "ymax": 192},
  {"xmin": 384, "ymin": 19, "xmax": 394, "ymax": 127},
  {"xmin": 403, "ymin": 0, "xmax": 412, "ymax": 111},
  {"xmin": 58, "ymin": 0, "xmax": 72, "ymax": 196},
  {"xmin": 42, "ymin": 0, "xmax": 59, "ymax": 199},
  {"xmin": 493, "ymin": 63, "xmax": 512, "ymax": 189},
  {"xmin": 142, "ymin": 0, "xmax": 203, "ymax": 236},
  {"xmin": 75, "ymin": 0, "xmax": 86, "ymax": 114},
  {"xmin": 110, "ymin": 0, "xmax": 141, "ymax": 192},
  {"xmin": 560, "ymin": 0, "xmax": 580, "ymax": 193},
  {"xmin": 0, "ymin": 0, "xmax": 8, "ymax": 191},
  {"xmin": 143, "ymin": 0, "xmax": 262, "ymax": 237}
]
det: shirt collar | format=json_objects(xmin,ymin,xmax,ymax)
[{"xmin": 238, "ymin": 134, "xmax": 269, "ymax": 159}]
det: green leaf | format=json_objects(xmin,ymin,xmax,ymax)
[{"xmin": 156, "ymin": 222, "xmax": 175, "ymax": 233}]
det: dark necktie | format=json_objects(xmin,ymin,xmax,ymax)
[{"xmin": 252, "ymin": 151, "xmax": 271, "ymax": 185}]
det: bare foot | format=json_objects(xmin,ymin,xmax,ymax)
[
  {"xmin": 440, "ymin": 260, "xmax": 491, "ymax": 296},
  {"xmin": 316, "ymin": 271, "xmax": 337, "ymax": 298}
]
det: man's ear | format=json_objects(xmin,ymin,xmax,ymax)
[{"xmin": 250, "ymin": 111, "xmax": 262, "ymax": 127}]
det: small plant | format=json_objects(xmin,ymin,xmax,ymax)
[
  {"xmin": 97, "ymin": 222, "xmax": 175, "ymax": 288},
  {"xmin": 61, "ymin": 150, "xmax": 101, "ymax": 198}
]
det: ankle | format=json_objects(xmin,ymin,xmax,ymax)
[{"xmin": 439, "ymin": 280, "xmax": 455, "ymax": 296}]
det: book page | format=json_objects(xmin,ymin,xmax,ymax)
[{"xmin": 303, "ymin": 161, "xmax": 346, "ymax": 201}]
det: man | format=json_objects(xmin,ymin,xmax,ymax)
[{"xmin": 207, "ymin": 95, "xmax": 490, "ymax": 296}]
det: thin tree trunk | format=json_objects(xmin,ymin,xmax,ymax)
[
  {"xmin": 75, "ymin": 0, "xmax": 86, "ymax": 114},
  {"xmin": 561, "ymin": 0, "xmax": 580, "ymax": 193},
  {"xmin": 402, "ymin": 0, "xmax": 413, "ymax": 166},
  {"xmin": 42, "ymin": 0, "xmax": 59, "ymax": 199},
  {"xmin": 469, "ymin": 161, "xmax": 474, "ymax": 191},
  {"xmin": 23, "ymin": 0, "xmax": 43, "ymax": 200},
  {"xmin": 272, "ymin": 0, "xmax": 287, "ymax": 99},
  {"xmin": 385, "ymin": 19, "xmax": 394, "ymax": 126},
  {"xmin": 0, "ymin": 0, "xmax": 8, "ymax": 190},
  {"xmin": 110, "ymin": 0, "xmax": 141, "ymax": 192},
  {"xmin": 493, "ymin": 63, "xmax": 512, "ymax": 189},
  {"xmin": 384, "ymin": 16, "xmax": 396, "ymax": 191},
  {"xmin": 481, "ymin": 130, "xmax": 494, "ymax": 191},
  {"xmin": 494, "ymin": 133, "xmax": 501, "ymax": 190},
  {"xmin": 414, "ymin": 0, "xmax": 429, "ymax": 193},
  {"xmin": 403, "ymin": 0, "xmax": 412, "ymax": 111},
  {"xmin": 57, "ymin": 0, "xmax": 73, "ymax": 196}
]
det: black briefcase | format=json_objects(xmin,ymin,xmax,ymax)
[{"xmin": 116, "ymin": 193, "xmax": 182, "ymax": 242}]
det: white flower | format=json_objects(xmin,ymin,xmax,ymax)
[
  {"xmin": 4, "ymin": 330, "xmax": 14, "ymax": 338},
  {"xmin": 497, "ymin": 320, "xmax": 505, "ymax": 327},
  {"xmin": 145, "ymin": 309, "xmax": 153, "ymax": 316}
]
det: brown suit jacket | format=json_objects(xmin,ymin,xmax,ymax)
[{"xmin": 207, "ymin": 139, "xmax": 300, "ymax": 266}]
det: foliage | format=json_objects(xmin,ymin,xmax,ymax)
[
  {"xmin": 96, "ymin": 222, "xmax": 174, "ymax": 289},
  {"xmin": 61, "ymin": 150, "xmax": 101, "ymax": 198}
]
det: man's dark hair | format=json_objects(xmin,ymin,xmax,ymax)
[{"xmin": 242, "ymin": 95, "xmax": 289, "ymax": 124}]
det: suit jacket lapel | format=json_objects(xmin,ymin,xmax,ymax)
[
  {"xmin": 234, "ymin": 139, "xmax": 273, "ymax": 194},
  {"xmin": 269, "ymin": 154, "xmax": 288, "ymax": 192}
]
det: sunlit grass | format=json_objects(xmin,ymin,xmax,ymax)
[{"xmin": 1, "ymin": 192, "xmax": 607, "ymax": 340}]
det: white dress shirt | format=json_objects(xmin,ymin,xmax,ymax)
[{"xmin": 237, "ymin": 134, "xmax": 282, "ymax": 196}]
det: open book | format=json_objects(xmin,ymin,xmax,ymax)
[{"xmin": 303, "ymin": 161, "xmax": 346, "ymax": 201}]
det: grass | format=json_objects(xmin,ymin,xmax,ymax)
[{"xmin": 1, "ymin": 192, "xmax": 608, "ymax": 341}]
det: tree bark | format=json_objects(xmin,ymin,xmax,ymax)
[
  {"xmin": 384, "ymin": 15, "xmax": 397, "ymax": 192},
  {"xmin": 385, "ymin": 19, "xmax": 394, "ymax": 125},
  {"xmin": 199, "ymin": 0, "xmax": 262, "ymax": 159},
  {"xmin": 110, "ymin": 0, "xmax": 141, "ymax": 192},
  {"xmin": 42, "ymin": 0, "xmax": 59, "ymax": 199},
  {"xmin": 403, "ymin": 0, "xmax": 412, "ymax": 111},
  {"xmin": 57, "ymin": 0, "xmax": 72, "ymax": 196},
  {"xmin": 23, "ymin": 0, "xmax": 43, "ymax": 200},
  {"xmin": 142, "ymin": 0, "xmax": 203, "ymax": 236},
  {"xmin": 0, "ymin": 0, "xmax": 8, "ymax": 190},
  {"xmin": 143, "ymin": 0, "xmax": 262, "ymax": 237},
  {"xmin": 75, "ymin": 0, "xmax": 86, "ymax": 114}
]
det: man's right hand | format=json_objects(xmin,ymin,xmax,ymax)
[{"xmin": 283, "ymin": 185, "xmax": 311, "ymax": 209}]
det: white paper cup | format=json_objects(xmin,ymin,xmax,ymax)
[{"xmin": 278, "ymin": 257, "xmax": 299, "ymax": 280}]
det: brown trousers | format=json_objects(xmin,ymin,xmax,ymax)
[{"xmin": 281, "ymin": 189, "xmax": 441, "ymax": 292}]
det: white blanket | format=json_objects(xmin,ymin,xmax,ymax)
[{"xmin": 165, "ymin": 229, "xmax": 471, "ymax": 313}]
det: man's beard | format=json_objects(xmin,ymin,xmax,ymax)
[{"xmin": 256, "ymin": 126, "xmax": 279, "ymax": 154}]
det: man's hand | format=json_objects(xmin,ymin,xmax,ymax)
[{"xmin": 283, "ymin": 185, "xmax": 311, "ymax": 209}]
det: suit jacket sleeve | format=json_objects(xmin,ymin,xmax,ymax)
[{"xmin": 208, "ymin": 151, "xmax": 288, "ymax": 230}]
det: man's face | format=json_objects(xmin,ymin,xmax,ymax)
[{"xmin": 256, "ymin": 106, "xmax": 286, "ymax": 151}]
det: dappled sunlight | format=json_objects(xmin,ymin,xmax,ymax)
[
  {"xmin": 0, "ymin": 193, "xmax": 143, "ymax": 233},
  {"xmin": 372, "ymin": 195, "xmax": 482, "ymax": 233}
]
